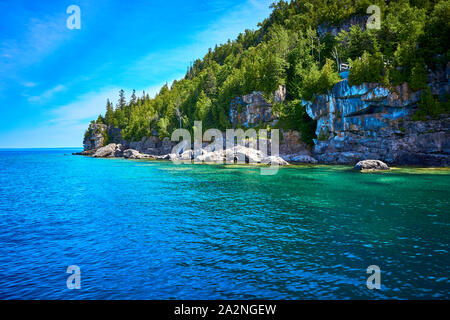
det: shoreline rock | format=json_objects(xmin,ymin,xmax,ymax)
[
  {"xmin": 92, "ymin": 143, "xmax": 123, "ymax": 158},
  {"xmin": 354, "ymin": 160, "xmax": 390, "ymax": 171},
  {"xmin": 123, "ymin": 149, "xmax": 155, "ymax": 159}
]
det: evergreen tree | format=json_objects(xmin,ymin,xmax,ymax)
[
  {"xmin": 118, "ymin": 89, "xmax": 126, "ymax": 109},
  {"xmin": 104, "ymin": 99, "xmax": 114, "ymax": 126},
  {"xmin": 204, "ymin": 69, "xmax": 217, "ymax": 96},
  {"xmin": 130, "ymin": 89, "xmax": 137, "ymax": 106},
  {"xmin": 96, "ymin": 114, "xmax": 104, "ymax": 124}
]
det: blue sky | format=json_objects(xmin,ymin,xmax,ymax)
[{"xmin": 0, "ymin": 0, "xmax": 273, "ymax": 147}]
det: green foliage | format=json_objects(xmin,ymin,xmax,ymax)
[
  {"xmin": 122, "ymin": 111, "xmax": 152, "ymax": 142},
  {"xmin": 83, "ymin": 129, "xmax": 90, "ymax": 141},
  {"xmin": 348, "ymin": 51, "xmax": 385, "ymax": 85},
  {"xmin": 101, "ymin": 129, "xmax": 110, "ymax": 145},
  {"xmin": 194, "ymin": 91, "xmax": 213, "ymax": 127},
  {"xmin": 412, "ymin": 88, "xmax": 450, "ymax": 120},
  {"xmin": 157, "ymin": 117, "xmax": 170, "ymax": 139},
  {"xmin": 418, "ymin": 0, "xmax": 450, "ymax": 66},
  {"xmin": 96, "ymin": 115, "xmax": 104, "ymax": 124},
  {"xmin": 274, "ymin": 100, "xmax": 316, "ymax": 146},
  {"xmin": 104, "ymin": 99, "xmax": 115, "ymax": 126},
  {"xmin": 409, "ymin": 62, "xmax": 428, "ymax": 91},
  {"xmin": 336, "ymin": 26, "xmax": 379, "ymax": 61},
  {"xmin": 317, "ymin": 127, "xmax": 330, "ymax": 141},
  {"xmin": 301, "ymin": 59, "xmax": 341, "ymax": 100}
]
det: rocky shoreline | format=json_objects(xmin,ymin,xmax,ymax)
[
  {"xmin": 74, "ymin": 142, "xmax": 291, "ymax": 165},
  {"xmin": 79, "ymin": 67, "xmax": 449, "ymax": 168},
  {"xmin": 74, "ymin": 144, "xmax": 401, "ymax": 173}
]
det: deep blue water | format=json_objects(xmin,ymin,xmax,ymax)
[{"xmin": 0, "ymin": 148, "xmax": 448, "ymax": 299}]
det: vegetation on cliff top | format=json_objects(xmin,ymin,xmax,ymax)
[{"xmin": 91, "ymin": 0, "xmax": 449, "ymax": 144}]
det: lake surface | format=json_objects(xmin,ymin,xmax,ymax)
[{"xmin": 0, "ymin": 148, "xmax": 448, "ymax": 299}]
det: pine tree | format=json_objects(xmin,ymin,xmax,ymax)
[
  {"xmin": 118, "ymin": 89, "xmax": 126, "ymax": 109},
  {"xmin": 204, "ymin": 69, "xmax": 217, "ymax": 96},
  {"xmin": 104, "ymin": 99, "xmax": 114, "ymax": 126},
  {"xmin": 130, "ymin": 89, "xmax": 137, "ymax": 106}
]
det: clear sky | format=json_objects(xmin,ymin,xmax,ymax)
[{"xmin": 0, "ymin": 0, "xmax": 273, "ymax": 147}]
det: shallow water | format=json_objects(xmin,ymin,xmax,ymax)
[{"xmin": 0, "ymin": 149, "xmax": 448, "ymax": 299}]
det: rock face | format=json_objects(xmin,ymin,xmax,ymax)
[
  {"xmin": 83, "ymin": 123, "xmax": 125, "ymax": 151},
  {"xmin": 303, "ymin": 77, "xmax": 450, "ymax": 166},
  {"xmin": 229, "ymin": 85, "xmax": 285, "ymax": 127},
  {"xmin": 123, "ymin": 136, "xmax": 176, "ymax": 156},
  {"xmin": 354, "ymin": 160, "xmax": 390, "ymax": 171},
  {"xmin": 83, "ymin": 127, "xmax": 178, "ymax": 158},
  {"xmin": 279, "ymin": 130, "xmax": 317, "ymax": 163},
  {"xmin": 274, "ymin": 85, "xmax": 287, "ymax": 103},
  {"xmin": 107, "ymin": 127, "xmax": 123, "ymax": 144},
  {"xmin": 83, "ymin": 123, "xmax": 107, "ymax": 150},
  {"xmin": 161, "ymin": 137, "xmax": 174, "ymax": 155},
  {"xmin": 428, "ymin": 63, "xmax": 450, "ymax": 99},
  {"xmin": 128, "ymin": 136, "xmax": 159, "ymax": 154},
  {"xmin": 279, "ymin": 130, "xmax": 308, "ymax": 155},
  {"xmin": 317, "ymin": 15, "xmax": 368, "ymax": 37}
]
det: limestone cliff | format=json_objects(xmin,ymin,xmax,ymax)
[
  {"xmin": 229, "ymin": 85, "xmax": 286, "ymax": 127},
  {"xmin": 317, "ymin": 15, "xmax": 367, "ymax": 37},
  {"xmin": 83, "ymin": 123, "xmax": 107, "ymax": 150},
  {"xmin": 302, "ymin": 77, "xmax": 450, "ymax": 166}
]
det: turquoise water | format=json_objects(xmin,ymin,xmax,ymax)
[{"xmin": 0, "ymin": 148, "xmax": 448, "ymax": 299}]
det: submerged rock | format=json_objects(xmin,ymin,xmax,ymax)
[
  {"xmin": 282, "ymin": 154, "xmax": 318, "ymax": 164},
  {"xmin": 354, "ymin": 160, "xmax": 390, "ymax": 171},
  {"xmin": 72, "ymin": 149, "xmax": 96, "ymax": 156}
]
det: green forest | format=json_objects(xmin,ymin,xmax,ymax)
[{"xmin": 90, "ymin": 0, "xmax": 450, "ymax": 145}]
